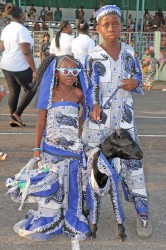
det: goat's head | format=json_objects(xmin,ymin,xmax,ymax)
[{"xmin": 100, "ymin": 128, "xmax": 143, "ymax": 161}]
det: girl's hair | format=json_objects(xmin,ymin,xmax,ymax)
[
  {"xmin": 31, "ymin": 55, "xmax": 55, "ymax": 90},
  {"xmin": 55, "ymin": 20, "xmax": 70, "ymax": 48},
  {"xmin": 56, "ymin": 55, "xmax": 79, "ymax": 68},
  {"xmin": 77, "ymin": 20, "xmax": 89, "ymax": 32},
  {"xmin": 9, "ymin": 5, "xmax": 23, "ymax": 19},
  {"xmin": 43, "ymin": 33, "xmax": 50, "ymax": 38}
]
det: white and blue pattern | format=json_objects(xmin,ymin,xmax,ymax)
[
  {"xmin": 6, "ymin": 102, "xmax": 89, "ymax": 241},
  {"xmin": 84, "ymin": 43, "xmax": 148, "ymax": 216}
]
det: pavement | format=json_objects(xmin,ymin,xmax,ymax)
[{"xmin": 0, "ymin": 77, "xmax": 166, "ymax": 250}]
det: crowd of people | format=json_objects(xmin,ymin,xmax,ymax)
[
  {"xmin": 127, "ymin": 8, "xmax": 166, "ymax": 32},
  {"xmin": 0, "ymin": 4, "xmax": 156, "ymax": 245}
]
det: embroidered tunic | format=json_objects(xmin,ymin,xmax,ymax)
[{"xmin": 83, "ymin": 43, "xmax": 149, "ymax": 217}]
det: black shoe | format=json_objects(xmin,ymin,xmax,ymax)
[
  {"xmin": 10, "ymin": 115, "xmax": 26, "ymax": 127},
  {"xmin": 10, "ymin": 121, "xmax": 19, "ymax": 127}
]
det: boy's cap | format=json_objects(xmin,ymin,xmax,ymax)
[{"xmin": 96, "ymin": 5, "xmax": 121, "ymax": 23}]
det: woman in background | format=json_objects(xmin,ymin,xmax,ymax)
[
  {"xmin": 0, "ymin": 5, "xmax": 37, "ymax": 127},
  {"xmin": 49, "ymin": 20, "xmax": 73, "ymax": 56},
  {"xmin": 72, "ymin": 20, "xmax": 95, "ymax": 67}
]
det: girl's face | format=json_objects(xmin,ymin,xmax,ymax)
[
  {"xmin": 44, "ymin": 35, "xmax": 50, "ymax": 42},
  {"xmin": 97, "ymin": 14, "xmax": 122, "ymax": 42},
  {"xmin": 56, "ymin": 58, "xmax": 79, "ymax": 86},
  {"xmin": 63, "ymin": 24, "xmax": 73, "ymax": 35}
]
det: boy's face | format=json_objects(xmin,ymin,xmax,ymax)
[{"xmin": 97, "ymin": 14, "xmax": 122, "ymax": 42}]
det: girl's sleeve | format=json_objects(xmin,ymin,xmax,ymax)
[{"xmin": 131, "ymin": 56, "xmax": 144, "ymax": 95}]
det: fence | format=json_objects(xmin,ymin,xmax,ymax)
[
  {"xmin": 29, "ymin": 29, "xmax": 165, "ymax": 59},
  {"xmin": 1, "ymin": 23, "xmax": 166, "ymax": 79}
]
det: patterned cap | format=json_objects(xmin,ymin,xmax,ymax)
[{"xmin": 96, "ymin": 5, "xmax": 121, "ymax": 23}]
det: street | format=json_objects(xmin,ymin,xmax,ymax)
[{"xmin": 0, "ymin": 80, "xmax": 166, "ymax": 250}]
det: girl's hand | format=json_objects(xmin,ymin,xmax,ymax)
[
  {"xmin": 90, "ymin": 103, "xmax": 101, "ymax": 122},
  {"xmin": 120, "ymin": 79, "xmax": 139, "ymax": 91},
  {"xmin": 33, "ymin": 150, "xmax": 41, "ymax": 159}
]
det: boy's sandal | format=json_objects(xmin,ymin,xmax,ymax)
[{"xmin": 0, "ymin": 152, "xmax": 7, "ymax": 160}]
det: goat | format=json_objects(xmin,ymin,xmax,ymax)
[{"xmin": 88, "ymin": 128, "xmax": 143, "ymax": 242}]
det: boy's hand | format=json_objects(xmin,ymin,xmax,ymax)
[
  {"xmin": 121, "ymin": 79, "xmax": 139, "ymax": 91},
  {"xmin": 90, "ymin": 103, "xmax": 101, "ymax": 122}
]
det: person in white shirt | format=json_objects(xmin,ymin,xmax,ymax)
[
  {"xmin": 49, "ymin": 20, "xmax": 73, "ymax": 56},
  {"xmin": 72, "ymin": 21, "xmax": 95, "ymax": 67},
  {"xmin": 0, "ymin": 5, "xmax": 37, "ymax": 127}
]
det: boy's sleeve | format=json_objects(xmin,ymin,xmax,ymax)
[
  {"xmin": 85, "ymin": 55, "xmax": 101, "ymax": 111},
  {"xmin": 131, "ymin": 57, "xmax": 144, "ymax": 95}
]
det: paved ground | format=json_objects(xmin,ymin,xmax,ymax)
[{"xmin": 0, "ymin": 78, "xmax": 166, "ymax": 250}]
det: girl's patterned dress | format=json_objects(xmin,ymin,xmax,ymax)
[
  {"xmin": 6, "ymin": 101, "xmax": 89, "ymax": 241},
  {"xmin": 143, "ymin": 57, "xmax": 158, "ymax": 88}
]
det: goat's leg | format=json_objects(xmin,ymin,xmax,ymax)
[
  {"xmin": 109, "ymin": 185, "xmax": 127, "ymax": 242},
  {"xmin": 92, "ymin": 150, "xmax": 108, "ymax": 188}
]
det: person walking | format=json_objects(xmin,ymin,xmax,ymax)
[
  {"xmin": 49, "ymin": 20, "xmax": 74, "ymax": 56},
  {"xmin": 82, "ymin": 5, "xmax": 152, "ymax": 239},
  {"xmin": 6, "ymin": 55, "xmax": 90, "ymax": 241},
  {"xmin": 0, "ymin": 5, "xmax": 37, "ymax": 127},
  {"xmin": 72, "ymin": 20, "xmax": 95, "ymax": 67}
]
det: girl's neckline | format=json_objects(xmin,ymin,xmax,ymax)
[{"xmin": 52, "ymin": 101, "xmax": 79, "ymax": 107}]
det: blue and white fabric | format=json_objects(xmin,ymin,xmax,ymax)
[
  {"xmin": 96, "ymin": 5, "xmax": 121, "ymax": 23},
  {"xmin": 83, "ymin": 43, "xmax": 148, "ymax": 216},
  {"xmin": 6, "ymin": 102, "xmax": 90, "ymax": 241}
]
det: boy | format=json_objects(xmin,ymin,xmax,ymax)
[{"xmin": 83, "ymin": 5, "xmax": 152, "ymax": 238}]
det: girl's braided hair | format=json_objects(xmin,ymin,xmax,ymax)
[
  {"xmin": 30, "ymin": 55, "xmax": 55, "ymax": 91},
  {"xmin": 55, "ymin": 20, "xmax": 70, "ymax": 48}
]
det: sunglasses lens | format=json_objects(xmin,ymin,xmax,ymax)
[
  {"xmin": 63, "ymin": 68, "xmax": 69, "ymax": 75},
  {"xmin": 72, "ymin": 69, "xmax": 79, "ymax": 76}
]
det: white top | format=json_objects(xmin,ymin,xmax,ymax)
[
  {"xmin": 49, "ymin": 33, "xmax": 74, "ymax": 56},
  {"xmin": 0, "ymin": 22, "xmax": 34, "ymax": 71},
  {"xmin": 72, "ymin": 34, "xmax": 95, "ymax": 66}
]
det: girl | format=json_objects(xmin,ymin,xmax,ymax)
[
  {"xmin": 83, "ymin": 5, "xmax": 152, "ymax": 239},
  {"xmin": 39, "ymin": 33, "xmax": 50, "ymax": 63},
  {"xmin": 6, "ymin": 55, "xmax": 90, "ymax": 241},
  {"xmin": 49, "ymin": 20, "xmax": 73, "ymax": 56},
  {"xmin": 142, "ymin": 50, "xmax": 159, "ymax": 91}
]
